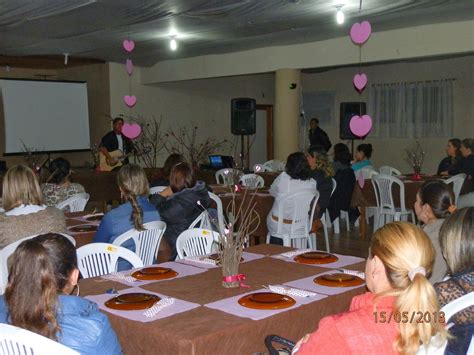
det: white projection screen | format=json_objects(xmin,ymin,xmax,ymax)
[{"xmin": 0, "ymin": 79, "xmax": 90, "ymax": 154}]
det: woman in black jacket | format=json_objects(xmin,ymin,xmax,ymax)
[
  {"xmin": 150, "ymin": 162, "xmax": 210, "ymax": 260},
  {"xmin": 306, "ymin": 145, "xmax": 334, "ymax": 218}
]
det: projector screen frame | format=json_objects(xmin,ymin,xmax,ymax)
[{"xmin": 0, "ymin": 78, "xmax": 92, "ymax": 156}]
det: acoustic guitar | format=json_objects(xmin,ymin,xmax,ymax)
[{"xmin": 98, "ymin": 150, "xmax": 134, "ymax": 171}]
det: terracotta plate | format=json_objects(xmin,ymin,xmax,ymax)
[
  {"xmin": 314, "ymin": 273, "xmax": 365, "ymax": 287},
  {"xmin": 69, "ymin": 224, "xmax": 98, "ymax": 232},
  {"xmin": 131, "ymin": 267, "xmax": 178, "ymax": 280},
  {"xmin": 238, "ymin": 292, "xmax": 296, "ymax": 310},
  {"xmin": 294, "ymin": 251, "xmax": 339, "ymax": 265},
  {"xmin": 85, "ymin": 215, "xmax": 103, "ymax": 222},
  {"xmin": 105, "ymin": 292, "xmax": 160, "ymax": 310}
]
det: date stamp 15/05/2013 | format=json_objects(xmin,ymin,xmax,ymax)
[{"xmin": 373, "ymin": 311, "xmax": 445, "ymax": 324}]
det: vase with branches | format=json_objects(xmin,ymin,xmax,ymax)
[
  {"xmin": 20, "ymin": 141, "xmax": 46, "ymax": 174},
  {"xmin": 404, "ymin": 141, "xmax": 425, "ymax": 180}
]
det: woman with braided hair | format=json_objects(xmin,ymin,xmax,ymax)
[{"xmin": 93, "ymin": 164, "xmax": 160, "ymax": 269}]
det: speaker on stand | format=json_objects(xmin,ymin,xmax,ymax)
[
  {"xmin": 339, "ymin": 102, "xmax": 367, "ymax": 155},
  {"xmin": 231, "ymin": 98, "xmax": 256, "ymax": 170}
]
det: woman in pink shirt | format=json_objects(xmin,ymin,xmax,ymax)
[{"xmin": 295, "ymin": 222, "xmax": 447, "ymax": 355}]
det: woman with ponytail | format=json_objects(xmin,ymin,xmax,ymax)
[
  {"xmin": 93, "ymin": 164, "xmax": 160, "ymax": 268},
  {"xmin": 294, "ymin": 222, "xmax": 447, "ymax": 355},
  {"xmin": 0, "ymin": 233, "xmax": 121, "ymax": 354},
  {"xmin": 306, "ymin": 145, "xmax": 334, "ymax": 218},
  {"xmin": 414, "ymin": 180, "xmax": 455, "ymax": 283}
]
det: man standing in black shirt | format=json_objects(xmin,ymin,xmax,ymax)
[
  {"xmin": 308, "ymin": 118, "xmax": 332, "ymax": 152},
  {"xmin": 100, "ymin": 117, "xmax": 135, "ymax": 169}
]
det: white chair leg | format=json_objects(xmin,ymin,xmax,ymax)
[
  {"xmin": 345, "ymin": 213, "xmax": 350, "ymax": 231},
  {"xmin": 323, "ymin": 229, "xmax": 330, "ymax": 253},
  {"xmin": 309, "ymin": 233, "xmax": 316, "ymax": 250},
  {"xmin": 266, "ymin": 233, "xmax": 271, "ymax": 244},
  {"xmin": 333, "ymin": 217, "xmax": 340, "ymax": 234},
  {"xmin": 283, "ymin": 236, "xmax": 291, "ymax": 247}
]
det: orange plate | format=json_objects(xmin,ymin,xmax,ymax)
[
  {"xmin": 294, "ymin": 251, "xmax": 339, "ymax": 265},
  {"xmin": 314, "ymin": 273, "xmax": 365, "ymax": 287},
  {"xmin": 85, "ymin": 215, "xmax": 103, "ymax": 222},
  {"xmin": 131, "ymin": 267, "xmax": 178, "ymax": 280},
  {"xmin": 69, "ymin": 224, "xmax": 98, "ymax": 232},
  {"xmin": 238, "ymin": 292, "xmax": 296, "ymax": 310},
  {"xmin": 105, "ymin": 292, "xmax": 160, "ymax": 311}
]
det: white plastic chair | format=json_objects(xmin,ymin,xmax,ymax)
[
  {"xmin": 263, "ymin": 160, "xmax": 285, "ymax": 172},
  {"xmin": 76, "ymin": 243, "xmax": 144, "ymax": 278},
  {"xmin": 176, "ymin": 228, "xmax": 220, "ymax": 259},
  {"xmin": 0, "ymin": 324, "xmax": 79, "ymax": 355},
  {"xmin": 0, "ymin": 234, "xmax": 76, "ymax": 295},
  {"xmin": 188, "ymin": 211, "xmax": 213, "ymax": 230},
  {"xmin": 239, "ymin": 174, "xmax": 265, "ymax": 188},
  {"xmin": 56, "ymin": 192, "xmax": 90, "ymax": 212},
  {"xmin": 360, "ymin": 166, "xmax": 379, "ymax": 179},
  {"xmin": 266, "ymin": 190, "xmax": 319, "ymax": 249},
  {"xmin": 372, "ymin": 174, "xmax": 415, "ymax": 229},
  {"xmin": 444, "ymin": 173, "xmax": 466, "ymax": 204},
  {"xmin": 253, "ymin": 163, "xmax": 270, "ymax": 173},
  {"xmin": 215, "ymin": 168, "xmax": 243, "ymax": 185},
  {"xmin": 209, "ymin": 192, "xmax": 226, "ymax": 234},
  {"xmin": 379, "ymin": 166, "xmax": 401, "ymax": 176},
  {"xmin": 149, "ymin": 186, "xmax": 167, "ymax": 195},
  {"xmin": 112, "ymin": 221, "xmax": 166, "ymax": 266}
]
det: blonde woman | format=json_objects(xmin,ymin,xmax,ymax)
[
  {"xmin": 0, "ymin": 165, "xmax": 66, "ymax": 248},
  {"xmin": 93, "ymin": 164, "xmax": 160, "ymax": 268},
  {"xmin": 295, "ymin": 222, "xmax": 447, "ymax": 355},
  {"xmin": 306, "ymin": 145, "xmax": 334, "ymax": 218}
]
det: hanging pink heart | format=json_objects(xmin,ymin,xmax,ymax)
[
  {"xmin": 123, "ymin": 95, "xmax": 137, "ymax": 107},
  {"xmin": 353, "ymin": 73, "xmax": 367, "ymax": 92},
  {"xmin": 122, "ymin": 123, "xmax": 142, "ymax": 139},
  {"xmin": 123, "ymin": 39, "xmax": 135, "ymax": 53},
  {"xmin": 357, "ymin": 170, "xmax": 365, "ymax": 189},
  {"xmin": 350, "ymin": 21, "xmax": 372, "ymax": 45},
  {"xmin": 126, "ymin": 59, "xmax": 133, "ymax": 75},
  {"xmin": 349, "ymin": 114, "xmax": 372, "ymax": 137}
]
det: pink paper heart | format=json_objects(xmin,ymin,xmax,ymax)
[
  {"xmin": 122, "ymin": 39, "xmax": 135, "ymax": 53},
  {"xmin": 349, "ymin": 114, "xmax": 372, "ymax": 137},
  {"xmin": 357, "ymin": 171, "xmax": 365, "ymax": 189},
  {"xmin": 122, "ymin": 123, "xmax": 142, "ymax": 139},
  {"xmin": 353, "ymin": 73, "xmax": 367, "ymax": 92},
  {"xmin": 123, "ymin": 95, "xmax": 137, "ymax": 107},
  {"xmin": 126, "ymin": 59, "xmax": 133, "ymax": 75},
  {"xmin": 350, "ymin": 21, "xmax": 372, "ymax": 45}
]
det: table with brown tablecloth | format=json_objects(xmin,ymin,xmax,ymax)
[{"xmin": 79, "ymin": 244, "xmax": 366, "ymax": 355}]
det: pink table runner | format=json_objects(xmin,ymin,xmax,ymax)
[{"xmin": 271, "ymin": 250, "xmax": 364, "ymax": 269}]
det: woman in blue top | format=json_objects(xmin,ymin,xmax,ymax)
[
  {"xmin": 0, "ymin": 233, "xmax": 122, "ymax": 354},
  {"xmin": 351, "ymin": 143, "xmax": 374, "ymax": 172}
]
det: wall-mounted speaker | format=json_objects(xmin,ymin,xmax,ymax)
[
  {"xmin": 231, "ymin": 98, "xmax": 256, "ymax": 135},
  {"xmin": 339, "ymin": 102, "xmax": 367, "ymax": 140}
]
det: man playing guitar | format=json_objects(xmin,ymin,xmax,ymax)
[{"xmin": 99, "ymin": 117, "xmax": 135, "ymax": 171}]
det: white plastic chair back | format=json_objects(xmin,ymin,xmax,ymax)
[
  {"xmin": 444, "ymin": 173, "xmax": 466, "ymax": 204},
  {"xmin": 113, "ymin": 221, "xmax": 166, "ymax": 266},
  {"xmin": 215, "ymin": 169, "xmax": 243, "ymax": 185},
  {"xmin": 360, "ymin": 166, "xmax": 378, "ymax": 179},
  {"xmin": 372, "ymin": 174, "xmax": 406, "ymax": 213},
  {"xmin": 149, "ymin": 186, "xmax": 167, "ymax": 195},
  {"xmin": 0, "ymin": 234, "xmax": 76, "ymax": 295},
  {"xmin": 0, "ymin": 324, "xmax": 79, "ymax": 355},
  {"xmin": 176, "ymin": 228, "xmax": 220, "ymax": 259},
  {"xmin": 263, "ymin": 160, "xmax": 285, "ymax": 172},
  {"xmin": 188, "ymin": 211, "xmax": 213, "ymax": 230},
  {"xmin": 76, "ymin": 243, "xmax": 144, "ymax": 278},
  {"xmin": 379, "ymin": 166, "xmax": 401, "ymax": 176},
  {"xmin": 239, "ymin": 174, "xmax": 265, "ymax": 188},
  {"xmin": 253, "ymin": 163, "xmax": 270, "ymax": 172},
  {"xmin": 209, "ymin": 192, "xmax": 226, "ymax": 234},
  {"xmin": 56, "ymin": 192, "xmax": 90, "ymax": 212}
]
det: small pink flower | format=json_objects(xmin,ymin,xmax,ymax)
[{"xmin": 234, "ymin": 185, "xmax": 241, "ymax": 192}]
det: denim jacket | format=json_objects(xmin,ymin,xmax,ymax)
[{"xmin": 0, "ymin": 295, "xmax": 122, "ymax": 355}]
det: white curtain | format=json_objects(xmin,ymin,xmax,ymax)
[{"xmin": 368, "ymin": 80, "xmax": 454, "ymax": 138}]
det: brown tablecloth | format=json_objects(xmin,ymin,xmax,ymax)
[{"xmin": 79, "ymin": 244, "xmax": 366, "ymax": 355}]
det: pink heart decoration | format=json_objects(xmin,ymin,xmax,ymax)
[
  {"xmin": 353, "ymin": 73, "xmax": 367, "ymax": 92},
  {"xmin": 349, "ymin": 114, "xmax": 372, "ymax": 137},
  {"xmin": 123, "ymin": 95, "xmax": 137, "ymax": 107},
  {"xmin": 357, "ymin": 171, "xmax": 365, "ymax": 189},
  {"xmin": 126, "ymin": 59, "xmax": 133, "ymax": 75},
  {"xmin": 123, "ymin": 39, "xmax": 135, "ymax": 53},
  {"xmin": 350, "ymin": 21, "xmax": 372, "ymax": 45},
  {"xmin": 122, "ymin": 123, "xmax": 142, "ymax": 139}
]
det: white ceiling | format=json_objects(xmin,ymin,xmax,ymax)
[{"xmin": 1, "ymin": 0, "xmax": 473, "ymax": 67}]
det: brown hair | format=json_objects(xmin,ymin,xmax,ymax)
[
  {"xmin": 308, "ymin": 145, "xmax": 334, "ymax": 177},
  {"xmin": 5, "ymin": 233, "xmax": 77, "ymax": 340},
  {"xmin": 117, "ymin": 164, "xmax": 149, "ymax": 231},
  {"xmin": 163, "ymin": 153, "xmax": 185, "ymax": 179},
  {"xmin": 2, "ymin": 165, "xmax": 43, "ymax": 211},
  {"xmin": 439, "ymin": 207, "xmax": 474, "ymax": 275},
  {"xmin": 169, "ymin": 162, "xmax": 195, "ymax": 193},
  {"xmin": 448, "ymin": 138, "xmax": 462, "ymax": 164},
  {"xmin": 370, "ymin": 222, "xmax": 447, "ymax": 354},
  {"xmin": 418, "ymin": 180, "xmax": 455, "ymax": 219}
]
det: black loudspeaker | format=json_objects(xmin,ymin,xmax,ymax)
[
  {"xmin": 231, "ymin": 98, "xmax": 256, "ymax": 135},
  {"xmin": 339, "ymin": 102, "xmax": 367, "ymax": 139}
]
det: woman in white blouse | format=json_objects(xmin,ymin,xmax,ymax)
[{"xmin": 266, "ymin": 152, "xmax": 317, "ymax": 240}]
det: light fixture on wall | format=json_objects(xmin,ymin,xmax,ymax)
[
  {"xmin": 169, "ymin": 36, "xmax": 178, "ymax": 51},
  {"xmin": 335, "ymin": 6, "xmax": 345, "ymax": 24}
]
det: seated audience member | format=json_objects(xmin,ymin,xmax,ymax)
[
  {"xmin": 306, "ymin": 145, "xmax": 334, "ymax": 218},
  {"xmin": 437, "ymin": 138, "xmax": 462, "ymax": 175},
  {"xmin": 94, "ymin": 164, "xmax": 160, "ymax": 267},
  {"xmin": 351, "ymin": 143, "xmax": 374, "ymax": 172},
  {"xmin": 435, "ymin": 207, "xmax": 473, "ymax": 355},
  {"xmin": 457, "ymin": 138, "xmax": 474, "ymax": 208},
  {"xmin": 150, "ymin": 162, "xmax": 210, "ymax": 260},
  {"xmin": 414, "ymin": 181, "xmax": 454, "ymax": 283},
  {"xmin": 294, "ymin": 222, "xmax": 446, "ymax": 354},
  {"xmin": 0, "ymin": 165, "xmax": 66, "ymax": 249},
  {"xmin": 331, "ymin": 143, "xmax": 352, "ymax": 174},
  {"xmin": 266, "ymin": 152, "xmax": 316, "ymax": 241},
  {"xmin": 0, "ymin": 233, "xmax": 122, "ymax": 354},
  {"xmin": 151, "ymin": 153, "xmax": 186, "ymax": 187},
  {"xmin": 42, "ymin": 157, "xmax": 85, "ymax": 208}
]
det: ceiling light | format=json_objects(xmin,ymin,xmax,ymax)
[
  {"xmin": 336, "ymin": 7, "xmax": 345, "ymax": 24},
  {"xmin": 170, "ymin": 38, "xmax": 177, "ymax": 51}
]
